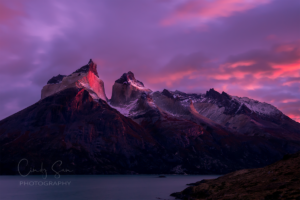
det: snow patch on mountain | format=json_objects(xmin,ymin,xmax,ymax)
[
  {"xmin": 171, "ymin": 90, "xmax": 282, "ymax": 117},
  {"xmin": 127, "ymin": 79, "xmax": 147, "ymax": 90},
  {"xmin": 109, "ymin": 99, "xmax": 139, "ymax": 117},
  {"xmin": 232, "ymin": 96, "xmax": 281, "ymax": 116}
]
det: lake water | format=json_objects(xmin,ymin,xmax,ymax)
[{"xmin": 0, "ymin": 175, "xmax": 219, "ymax": 200}]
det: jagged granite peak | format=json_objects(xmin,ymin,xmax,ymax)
[
  {"xmin": 205, "ymin": 89, "xmax": 231, "ymax": 102},
  {"xmin": 204, "ymin": 89, "xmax": 281, "ymax": 117},
  {"xmin": 162, "ymin": 89, "xmax": 174, "ymax": 99},
  {"xmin": 115, "ymin": 71, "xmax": 144, "ymax": 87},
  {"xmin": 204, "ymin": 89, "xmax": 234, "ymax": 110},
  {"xmin": 205, "ymin": 88, "xmax": 221, "ymax": 99},
  {"xmin": 221, "ymin": 91, "xmax": 231, "ymax": 100},
  {"xmin": 195, "ymin": 89, "xmax": 279, "ymax": 116},
  {"xmin": 47, "ymin": 74, "xmax": 66, "ymax": 84},
  {"xmin": 110, "ymin": 71, "xmax": 151, "ymax": 106},
  {"xmin": 72, "ymin": 59, "xmax": 99, "ymax": 77},
  {"xmin": 41, "ymin": 59, "xmax": 107, "ymax": 102}
]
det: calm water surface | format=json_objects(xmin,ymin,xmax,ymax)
[{"xmin": 0, "ymin": 175, "xmax": 219, "ymax": 200}]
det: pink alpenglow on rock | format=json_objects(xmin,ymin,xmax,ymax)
[{"xmin": 41, "ymin": 59, "xmax": 108, "ymax": 102}]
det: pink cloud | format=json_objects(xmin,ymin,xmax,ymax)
[
  {"xmin": 147, "ymin": 69, "xmax": 196, "ymax": 87},
  {"xmin": 283, "ymin": 77, "xmax": 300, "ymax": 86},
  {"xmin": 266, "ymin": 34, "xmax": 277, "ymax": 41},
  {"xmin": 219, "ymin": 43, "xmax": 300, "ymax": 79},
  {"xmin": 161, "ymin": 0, "xmax": 271, "ymax": 26},
  {"xmin": 289, "ymin": 115, "xmax": 300, "ymax": 123},
  {"xmin": 0, "ymin": 1, "xmax": 25, "ymax": 22},
  {"xmin": 275, "ymin": 44, "xmax": 296, "ymax": 52},
  {"xmin": 281, "ymin": 99, "xmax": 299, "ymax": 103}
]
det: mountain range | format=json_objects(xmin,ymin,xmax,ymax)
[{"xmin": 1, "ymin": 59, "xmax": 300, "ymax": 175}]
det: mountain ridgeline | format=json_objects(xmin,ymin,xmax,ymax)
[{"xmin": 1, "ymin": 59, "xmax": 300, "ymax": 175}]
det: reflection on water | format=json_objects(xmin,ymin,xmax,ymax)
[{"xmin": 0, "ymin": 175, "xmax": 219, "ymax": 200}]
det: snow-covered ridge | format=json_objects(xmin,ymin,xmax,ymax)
[
  {"xmin": 127, "ymin": 79, "xmax": 148, "ymax": 90},
  {"xmin": 166, "ymin": 90, "xmax": 282, "ymax": 117},
  {"xmin": 231, "ymin": 96, "xmax": 281, "ymax": 116}
]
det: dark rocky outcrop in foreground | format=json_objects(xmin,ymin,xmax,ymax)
[{"xmin": 171, "ymin": 152, "xmax": 300, "ymax": 200}]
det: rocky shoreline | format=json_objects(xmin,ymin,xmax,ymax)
[{"xmin": 171, "ymin": 152, "xmax": 300, "ymax": 200}]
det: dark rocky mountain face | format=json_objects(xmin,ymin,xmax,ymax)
[
  {"xmin": 47, "ymin": 74, "xmax": 66, "ymax": 84},
  {"xmin": 109, "ymin": 88, "xmax": 300, "ymax": 174},
  {"xmin": 0, "ymin": 88, "xmax": 169, "ymax": 174},
  {"xmin": 72, "ymin": 59, "xmax": 99, "ymax": 77},
  {"xmin": 110, "ymin": 71, "xmax": 151, "ymax": 106},
  {"xmin": 161, "ymin": 89, "xmax": 174, "ymax": 99},
  {"xmin": 1, "ymin": 62, "xmax": 300, "ymax": 175},
  {"xmin": 115, "ymin": 71, "xmax": 144, "ymax": 87},
  {"xmin": 41, "ymin": 59, "xmax": 107, "ymax": 101},
  {"xmin": 166, "ymin": 89, "xmax": 300, "ymax": 140}
]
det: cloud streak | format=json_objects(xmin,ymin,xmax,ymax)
[{"xmin": 161, "ymin": 0, "xmax": 272, "ymax": 26}]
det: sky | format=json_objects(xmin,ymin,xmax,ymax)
[{"xmin": 0, "ymin": 0, "xmax": 300, "ymax": 122}]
